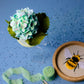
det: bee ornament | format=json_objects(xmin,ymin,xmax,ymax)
[{"xmin": 64, "ymin": 48, "xmax": 84, "ymax": 72}]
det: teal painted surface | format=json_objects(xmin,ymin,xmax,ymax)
[{"xmin": 0, "ymin": 0, "xmax": 84, "ymax": 84}]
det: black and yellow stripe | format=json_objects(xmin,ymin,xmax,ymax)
[
  {"xmin": 65, "ymin": 59, "xmax": 77, "ymax": 70},
  {"xmin": 65, "ymin": 54, "xmax": 80, "ymax": 70}
]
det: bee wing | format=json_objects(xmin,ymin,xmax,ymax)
[
  {"xmin": 64, "ymin": 48, "xmax": 72, "ymax": 58},
  {"xmin": 79, "ymin": 62, "xmax": 84, "ymax": 69}
]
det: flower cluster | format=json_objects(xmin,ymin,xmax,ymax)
[{"xmin": 10, "ymin": 8, "xmax": 39, "ymax": 40}]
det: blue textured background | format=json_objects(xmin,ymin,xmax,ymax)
[{"xmin": 0, "ymin": 0, "xmax": 84, "ymax": 84}]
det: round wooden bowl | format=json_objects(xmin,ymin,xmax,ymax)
[{"xmin": 53, "ymin": 41, "xmax": 84, "ymax": 82}]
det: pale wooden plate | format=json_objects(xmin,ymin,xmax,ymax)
[{"xmin": 53, "ymin": 41, "xmax": 84, "ymax": 82}]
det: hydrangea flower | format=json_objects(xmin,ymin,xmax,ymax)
[
  {"xmin": 6, "ymin": 7, "xmax": 49, "ymax": 46},
  {"xmin": 10, "ymin": 7, "xmax": 39, "ymax": 40}
]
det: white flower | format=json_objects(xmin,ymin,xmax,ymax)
[{"xmin": 10, "ymin": 7, "xmax": 39, "ymax": 40}]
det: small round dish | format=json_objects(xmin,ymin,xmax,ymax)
[
  {"xmin": 53, "ymin": 41, "xmax": 84, "ymax": 82},
  {"xmin": 17, "ymin": 40, "xmax": 33, "ymax": 47}
]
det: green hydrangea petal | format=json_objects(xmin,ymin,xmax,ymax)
[
  {"xmin": 10, "ymin": 8, "xmax": 39, "ymax": 40},
  {"xmin": 6, "ymin": 20, "xmax": 18, "ymax": 39}
]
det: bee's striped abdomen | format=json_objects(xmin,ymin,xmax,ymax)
[{"xmin": 65, "ymin": 59, "xmax": 77, "ymax": 70}]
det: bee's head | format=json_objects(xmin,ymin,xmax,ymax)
[
  {"xmin": 72, "ymin": 55, "xmax": 80, "ymax": 62},
  {"xmin": 72, "ymin": 51, "xmax": 80, "ymax": 62}
]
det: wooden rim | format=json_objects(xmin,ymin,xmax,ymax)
[{"xmin": 53, "ymin": 41, "xmax": 84, "ymax": 82}]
